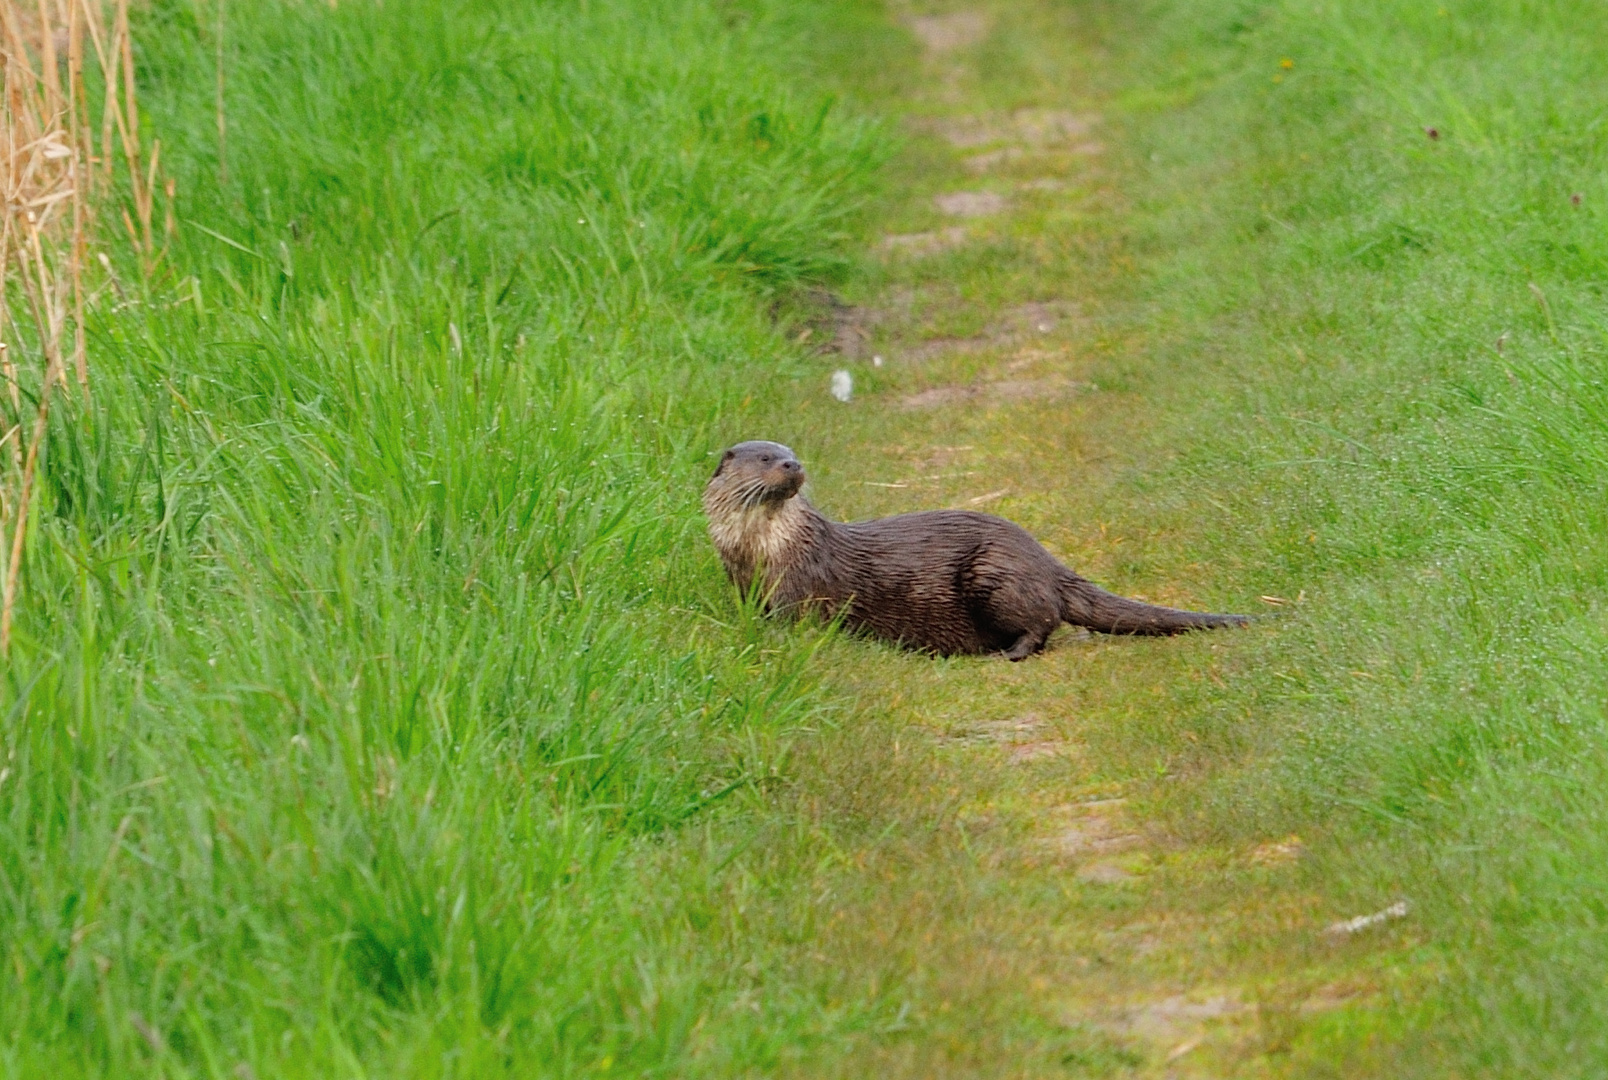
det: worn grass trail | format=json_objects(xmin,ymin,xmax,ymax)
[
  {"xmin": 725, "ymin": 3, "xmax": 1446, "ymax": 1076},
  {"xmin": 742, "ymin": 7, "xmax": 1367, "ymax": 1075},
  {"xmin": 718, "ymin": 0, "xmax": 1608, "ymax": 1073}
]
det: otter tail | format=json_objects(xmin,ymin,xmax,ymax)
[{"xmin": 1058, "ymin": 572, "xmax": 1247, "ymax": 636}]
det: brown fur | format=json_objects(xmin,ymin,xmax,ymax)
[{"xmin": 703, "ymin": 440, "xmax": 1247, "ymax": 660}]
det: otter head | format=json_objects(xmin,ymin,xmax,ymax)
[
  {"xmin": 708, "ymin": 440, "xmax": 806, "ymax": 505},
  {"xmin": 703, "ymin": 440, "xmax": 811, "ymax": 587}
]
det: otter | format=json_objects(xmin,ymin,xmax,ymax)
[{"xmin": 703, "ymin": 440, "xmax": 1247, "ymax": 660}]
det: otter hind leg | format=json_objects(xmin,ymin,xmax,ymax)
[
  {"xmin": 1003, "ymin": 628, "xmax": 1052, "ymax": 661},
  {"xmin": 969, "ymin": 570, "xmax": 1062, "ymax": 660}
]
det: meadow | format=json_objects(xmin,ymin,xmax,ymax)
[{"xmin": 4, "ymin": 0, "xmax": 1608, "ymax": 1076}]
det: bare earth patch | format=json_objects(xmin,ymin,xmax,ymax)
[
  {"xmin": 939, "ymin": 712, "xmax": 1045, "ymax": 746},
  {"xmin": 906, "ymin": 11, "xmax": 992, "ymax": 54},
  {"xmin": 1249, "ymin": 835, "xmax": 1305, "ymax": 866},
  {"xmin": 900, "ymin": 376, "xmax": 1089, "ymax": 410},
  {"xmin": 963, "ymin": 147, "xmax": 1026, "ymax": 173},
  {"xmin": 934, "ymin": 713, "xmax": 1081, "ymax": 762},
  {"xmin": 898, "ymin": 336, "xmax": 991, "ymax": 364},
  {"xmin": 794, "ymin": 290, "xmax": 880, "ymax": 359},
  {"xmin": 1076, "ymin": 860, "xmax": 1138, "ymax": 884},
  {"xmin": 886, "ymin": 301, "xmax": 1083, "ymax": 366},
  {"xmin": 1101, "ymin": 994, "xmax": 1249, "ymax": 1042},
  {"xmin": 934, "ymin": 190, "xmax": 1009, "ymax": 217},
  {"xmin": 877, "ymin": 226, "xmax": 969, "ymax": 258},
  {"xmin": 926, "ymin": 108, "xmax": 1101, "ymax": 149}
]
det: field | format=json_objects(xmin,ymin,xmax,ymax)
[{"xmin": 3, "ymin": 0, "xmax": 1607, "ymax": 1075}]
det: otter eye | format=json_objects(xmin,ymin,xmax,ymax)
[{"xmin": 759, "ymin": 454, "xmax": 772, "ymax": 463}]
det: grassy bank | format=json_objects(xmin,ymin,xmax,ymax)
[{"xmin": 2, "ymin": 0, "xmax": 880, "ymax": 1074}]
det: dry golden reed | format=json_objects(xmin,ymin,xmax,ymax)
[{"xmin": 0, "ymin": 0, "xmax": 157, "ymax": 653}]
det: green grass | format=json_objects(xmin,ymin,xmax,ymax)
[
  {"xmin": 706, "ymin": 0, "xmax": 1608, "ymax": 1074},
  {"xmin": 8, "ymin": 0, "xmax": 1608, "ymax": 1075},
  {"xmin": 3, "ymin": 0, "xmax": 883, "ymax": 1074},
  {"xmin": 1102, "ymin": 2, "xmax": 1608, "ymax": 1070},
  {"xmin": 911, "ymin": 0, "xmax": 1608, "ymax": 1072}
]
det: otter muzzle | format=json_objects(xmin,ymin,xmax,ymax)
[{"xmin": 767, "ymin": 460, "xmax": 805, "ymax": 499}]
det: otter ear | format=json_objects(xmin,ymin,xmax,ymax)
[{"xmin": 713, "ymin": 449, "xmax": 736, "ymax": 477}]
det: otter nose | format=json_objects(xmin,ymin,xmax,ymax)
[{"xmin": 780, "ymin": 460, "xmax": 800, "ymax": 473}]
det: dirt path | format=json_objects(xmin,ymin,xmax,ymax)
[{"xmin": 757, "ymin": 4, "xmax": 1401, "ymax": 1076}]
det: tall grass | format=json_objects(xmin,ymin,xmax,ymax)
[{"xmin": 0, "ymin": 0, "xmax": 879, "ymax": 1074}]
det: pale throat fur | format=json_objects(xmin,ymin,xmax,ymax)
[{"xmin": 702, "ymin": 484, "xmax": 813, "ymax": 591}]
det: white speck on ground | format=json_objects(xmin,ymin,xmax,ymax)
[{"xmin": 1323, "ymin": 901, "xmax": 1409, "ymax": 938}]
